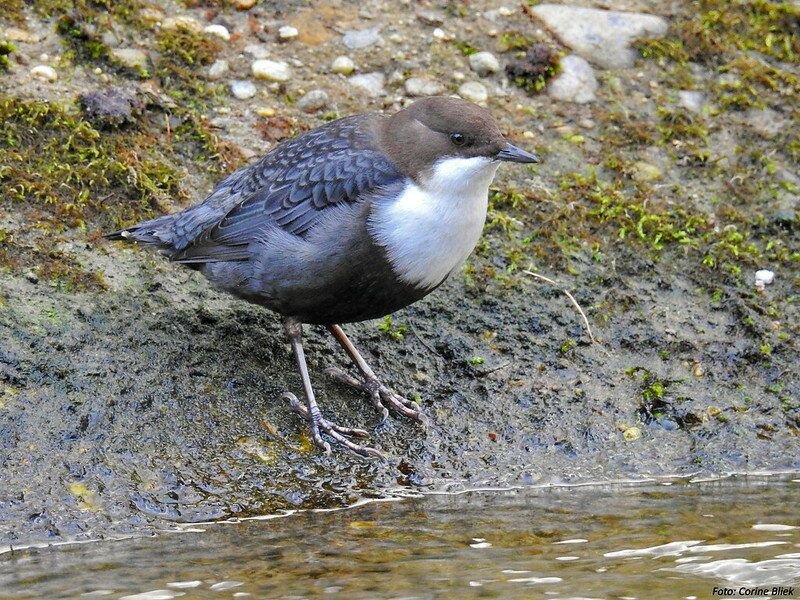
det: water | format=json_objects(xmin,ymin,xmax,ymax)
[{"xmin": 2, "ymin": 476, "xmax": 799, "ymax": 599}]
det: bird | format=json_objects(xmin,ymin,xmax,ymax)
[{"xmin": 107, "ymin": 96, "xmax": 539, "ymax": 458}]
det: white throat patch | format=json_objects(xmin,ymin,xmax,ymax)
[{"xmin": 369, "ymin": 156, "xmax": 499, "ymax": 289}]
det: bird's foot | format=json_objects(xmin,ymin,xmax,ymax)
[
  {"xmin": 324, "ymin": 367, "xmax": 428, "ymax": 425},
  {"xmin": 282, "ymin": 392, "xmax": 384, "ymax": 459}
]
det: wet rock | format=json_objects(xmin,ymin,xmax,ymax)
[
  {"xmin": 343, "ymin": 27, "xmax": 382, "ymax": 50},
  {"xmin": 297, "ymin": 89, "xmax": 329, "ymax": 112},
  {"xmin": 469, "ymin": 51, "xmax": 501, "ymax": 77},
  {"xmin": 349, "ymin": 72, "xmax": 385, "ymax": 97},
  {"xmin": 206, "ymin": 59, "xmax": 229, "ymax": 81},
  {"xmin": 531, "ymin": 4, "xmax": 668, "ymax": 69},
  {"xmin": 203, "ymin": 24, "xmax": 230, "ymax": 41},
  {"xmin": 677, "ymin": 90, "xmax": 705, "ymax": 114},
  {"xmin": 458, "ymin": 81, "xmax": 488, "ymax": 104},
  {"xmin": 631, "ymin": 161, "xmax": 663, "ymax": 183},
  {"xmin": 30, "ymin": 64, "xmax": 57, "ymax": 82},
  {"xmin": 111, "ymin": 48, "xmax": 148, "ymax": 72},
  {"xmin": 546, "ymin": 54, "xmax": 597, "ymax": 103},
  {"xmin": 79, "ymin": 88, "xmax": 142, "ymax": 127},
  {"xmin": 331, "ymin": 55, "xmax": 356, "ymax": 75},
  {"xmin": 404, "ymin": 77, "xmax": 444, "ymax": 97},
  {"xmin": 230, "ymin": 80, "xmax": 257, "ymax": 99},
  {"xmin": 278, "ymin": 25, "xmax": 299, "ymax": 41},
  {"xmin": 251, "ymin": 59, "xmax": 292, "ymax": 82}
]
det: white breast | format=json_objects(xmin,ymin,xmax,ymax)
[{"xmin": 369, "ymin": 156, "xmax": 499, "ymax": 289}]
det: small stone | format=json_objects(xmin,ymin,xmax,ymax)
[
  {"xmin": 623, "ymin": 426, "xmax": 642, "ymax": 441},
  {"xmin": 203, "ymin": 24, "xmax": 230, "ymax": 41},
  {"xmin": 531, "ymin": 4, "xmax": 668, "ymax": 69},
  {"xmin": 416, "ymin": 10, "xmax": 444, "ymax": 26},
  {"xmin": 30, "ymin": 65, "xmax": 57, "ymax": 82},
  {"xmin": 578, "ymin": 118, "xmax": 595, "ymax": 129},
  {"xmin": 251, "ymin": 59, "xmax": 292, "ymax": 82},
  {"xmin": 432, "ymin": 28, "xmax": 447, "ymax": 40},
  {"xmin": 111, "ymin": 48, "xmax": 148, "ymax": 72},
  {"xmin": 547, "ymin": 54, "xmax": 597, "ymax": 103},
  {"xmin": 458, "ymin": 81, "xmax": 488, "ymax": 104},
  {"xmin": 230, "ymin": 80, "xmax": 257, "ymax": 99},
  {"xmin": 161, "ymin": 16, "xmax": 202, "ymax": 32},
  {"xmin": 677, "ymin": 90, "xmax": 705, "ymax": 113},
  {"xmin": 233, "ymin": 0, "xmax": 256, "ymax": 9},
  {"xmin": 404, "ymin": 77, "xmax": 444, "ymax": 97},
  {"xmin": 244, "ymin": 44, "xmax": 270, "ymax": 59},
  {"xmin": 5, "ymin": 27, "xmax": 32, "ymax": 42},
  {"xmin": 297, "ymin": 89, "xmax": 329, "ymax": 112},
  {"xmin": 631, "ymin": 161, "xmax": 663, "ymax": 182},
  {"xmin": 255, "ymin": 106, "xmax": 276, "ymax": 117},
  {"xmin": 207, "ymin": 59, "xmax": 229, "ymax": 81},
  {"xmin": 343, "ymin": 27, "xmax": 382, "ymax": 50},
  {"xmin": 469, "ymin": 51, "xmax": 500, "ymax": 77},
  {"xmin": 139, "ymin": 7, "xmax": 163, "ymax": 23},
  {"xmin": 278, "ymin": 25, "xmax": 299, "ymax": 40},
  {"xmin": 331, "ymin": 55, "xmax": 356, "ymax": 75},
  {"xmin": 24, "ymin": 270, "xmax": 39, "ymax": 284},
  {"xmin": 755, "ymin": 270, "xmax": 775, "ymax": 291},
  {"xmin": 79, "ymin": 87, "xmax": 141, "ymax": 127},
  {"xmin": 349, "ymin": 72, "xmax": 385, "ymax": 97}
]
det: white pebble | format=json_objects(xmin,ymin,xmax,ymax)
[
  {"xmin": 469, "ymin": 51, "xmax": 500, "ymax": 77},
  {"xmin": 230, "ymin": 80, "xmax": 257, "ymax": 99},
  {"xmin": 206, "ymin": 59, "xmax": 229, "ymax": 80},
  {"xmin": 243, "ymin": 44, "xmax": 270, "ymax": 59},
  {"xmin": 297, "ymin": 89, "xmax": 329, "ymax": 112},
  {"xmin": 278, "ymin": 25, "xmax": 298, "ymax": 40},
  {"xmin": 432, "ymin": 28, "xmax": 446, "ymax": 39},
  {"xmin": 404, "ymin": 77, "xmax": 444, "ymax": 97},
  {"xmin": 203, "ymin": 24, "xmax": 230, "ymax": 41},
  {"xmin": 30, "ymin": 65, "xmax": 57, "ymax": 82},
  {"xmin": 331, "ymin": 55, "xmax": 356, "ymax": 75},
  {"xmin": 251, "ymin": 59, "xmax": 292, "ymax": 82},
  {"xmin": 458, "ymin": 81, "xmax": 488, "ymax": 104},
  {"xmin": 755, "ymin": 269, "xmax": 775, "ymax": 291}
]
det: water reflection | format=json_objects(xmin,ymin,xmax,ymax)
[{"xmin": 1, "ymin": 476, "xmax": 798, "ymax": 599}]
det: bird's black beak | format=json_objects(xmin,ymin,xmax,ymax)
[{"xmin": 495, "ymin": 143, "xmax": 540, "ymax": 164}]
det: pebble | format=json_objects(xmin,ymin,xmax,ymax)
[
  {"xmin": 416, "ymin": 9, "xmax": 444, "ymax": 26},
  {"xmin": 623, "ymin": 426, "xmax": 642, "ymax": 442},
  {"xmin": 244, "ymin": 44, "xmax": 270, "ymax": 59},
  {"xmin": 349, "ymin": 72, "xmax": 385, "ymax": 97},
  {"xmin": 432, "ymin": 28, "xmax": 447, "ymax": 40},
  {"xmin": 678, "ymin": 90, "xmax": 705, "ymax": 113},
  {"xmin": 5, "ymin": 27, "xmax": 32, "ymax": 42},
  {"xmin": 278, "ymin": 25, "xmax": 299, "ymax": 40},
  {"xmin": 546, "ymin": 55, "xmax": 597, "ymax": 103},
  {"xmin": 206, "ymin": 59, "xmax": 229, "ymax": 80},
  {"xmin": 139, "ymin": 7, "xmax": 163, "ymax": 23},
  {"xmin": 469, "ymin": 51, "xmax": 500, "ymax": 77},
  {"xmin": 111, "ymin": 48, "xmax": 148, "ymax": 72},
  {"xmin": 161, "ymin": 16, "xmax": 202, "ymax": 32},
  {"xmin": 233, "ymin": 0, "xmax": 256, "ymax": 9},
  {"xmin": 404, "ymin": 77, "xmax": 444, "ymax": 97},
  {"xmin": 343, "ymin": 27, "xmax": 382, "ymax": 50},
  {"xmin": 230, "ymin": 80, "xmax": 257, "ymax": 100},
  {"xmin": 458, "ymin": 81, "xmax": 488, "ymax": 104},
  {"xmin": 531, "ymin": 4, "xmax": 668, "ymax": 69},
  {"xmin": 30, "ymin": 65, "xmax": 57, "ymax": 82},
  {"xmin": 297, "ymin": 89, "xmax": 329, "ymax": 112},
  {"xmin": 755, "ymin": 269, "xmax": 775, "ymax": 291},
  {"xmin": 203, "ymin": 24, "xmax": 230, "ymax": 41},
  {"xmin": 251, "ymin": 59, "xmax": 292, "ymax": 82},
  {"xmin": 331, "ymin": 55, "xmax": 356, "ymax": 75}
]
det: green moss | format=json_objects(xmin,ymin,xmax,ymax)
[
  {"xmin": 453, "ymin": 40, "xmax": 478, "ymax": 56},
  {"xmin": 0, "ymin": 39, "xmax": 14, "ymax": 70},
  {"xmin": 156, "ymin": 25, "xmax": 221, "ymax": 67},
  {"xmin": 377, "ymin": 316, "xmax": 407, "ymax": 341},
  {"xmin": 154, "ymin": 26, "xmax": 224, "ymax": 110},
  {"xmin": 498, "ymin": 31, "xmax": 533, "ymax": 53}
]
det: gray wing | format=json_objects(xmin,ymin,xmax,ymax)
[{"xmin": 110, "ymin": 114, "xmax": 402, "ymax": 263}]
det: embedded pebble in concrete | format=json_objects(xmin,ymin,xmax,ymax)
[
  {"xmin": 678, "ymin": 90, "xmax": 705, "ymax": 113},
  {"xmin": 230, "ymin": 80, "xmax": 257, "ymax": 100},
  {"xmin": 161, "ymin": 16, "xmax": 202, "ymax": 32},
  {"xmin": 458, "ymin": 81, "xmax": 488, "ymax": 104},
  {"xmin": 244, "ymin": 44, "xmax": 270, "ymax": 59},
  {"xmin": 405, "ymin": 77, "xmax": 444, "ymax": 97},
  {"xmin": 278, "ymin": 26, "xmax": 298, "ymax": 41},
  {"xmin": 30, "ymin": 65, "xmax": 57, "ymax": 82},
  {"xmin": 206, "ymin": 59, "xmax": 229, "ymax": 81},
  {"xmin": 111, "ymin": 48, "xmax": 148, "ymax": 71},
  {"xmin": 331, "ymin": 56, "xmax": 356, "ymax": 75},
  {"xmin": 203, "ymin": 24, "xmax": 230, "ymax": 41},
  {"xmin": 469, "ymin": 51, "xmax": 501, "ymax": 77},
  {"xmin": 251, "ymin": 59, "xmax": 292, "ymax": 82},
  {"xmin": 297, "ymin": 89, "xmax": 329, "ymax": 112},
  {"xmin": 547, "ymin": 54, "xmax": 597, "ymax": 104},
  {"xmin": 343, "ymin": 27, "xmax": 382, "ymax": 50},
  {"xmin": 531, "ymin": 4, "xmax": 668, "ymax": 69},
  {"xmin": 349, "ymin": 72, "xmax": 385, "ymax": 97}
]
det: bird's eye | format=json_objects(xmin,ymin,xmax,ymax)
[{"xmin": 450, "ymin": 132, "xmax": 466, "ymax": 146}]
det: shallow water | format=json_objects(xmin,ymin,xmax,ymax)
[{"xmin": 2, "ymin": 476, "xmax": 799, "ymax": 599}]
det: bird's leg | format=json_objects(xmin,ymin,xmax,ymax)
[
  {"xmin": 325, "ymin": 324, "xmax": 427, "ymax": 424},
  {"xmin": 281, "ymin": 317, "xmax": 382, "ymax": 459}
]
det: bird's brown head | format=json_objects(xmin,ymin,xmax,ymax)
[{"xmin": 378, "ymin": 96, "xmax": 539, "ymax": 181}]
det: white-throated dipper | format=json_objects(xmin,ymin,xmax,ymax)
[{"xmin": 107, "ymin": 96, "xmax": 539, "ymax": 458}]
